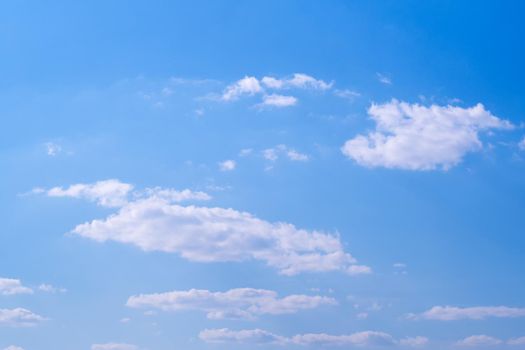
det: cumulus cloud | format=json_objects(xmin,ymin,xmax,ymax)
[
  {"xmin": 46, "ymin": 180, "xmax": 367, "ymax": 276},
  {"xmin": 126, "ymin": 288, "xmax": 336, "ymax": 320},
  {"xmin": 261, "ymin": 94, "xmax": 298, "ymax": 107},
  {"xmin": 0, "ymin": 308, "xmax": 46, "ymax": 327},
  {"xmin": 0, "ymin": 278, "xmax": 33, "ymax": 296},
  {"xmin": 199, "ymin": 328, "xmax": 413, "ymax": 347},
  {"xmin": 3, "ymin": 346, "xmax": 24, "ymax": 350},
  {"xmin": 410, "ymin": 306, "xmax": 525, "ymax": 321},
  {"xmin": 46, "ymin": 179, "xmax": 133, "ymax": 208},
  {"xmin": 38, "ymin": 283, "xmax": 67, "ymax": 294},
  {"xmin": 261, "ymin": 73, "xmax": 332, "ymax": 90},
  {"xmin": 222, "ymin": 76, "xmax": 262, "ymax": 101},
  {"xmin": 342, "ymin": 100, "xmax": 513, "ymax": 170},
  {"xmin": 219, "ymin": 160, "xmax": 236, "ymax": 171},
  {"xmin": 91, "ymin": 344, "xmax": 138, "ymax": 350},
  {"xmin": 456, "ymin": 335, "xmax": 502, "ymax": 347},
  {"xmin": 262, "ymin": 145, "xmax": 309, "ymax": 162}
]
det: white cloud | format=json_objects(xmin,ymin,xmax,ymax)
[
  {"xmin": 376, "ymin": 73, "xmax": 392, "ymax": 85},
  {"xmin": 456, "ymin": 335, "xmax": 502, "ymax": 347},
  {"xmin": 0, "ymin": 308, "xmax": 46, "ymax": 327},
  {"xmin": 347, "ymin": 265, "xmax": 373, "ymax": 276},
  {"xmin": 200, "ymin": 328, "xmax": 397, "ymax": 347},
  {"xmin": 3, "ymin": 346, "xmax": 24, "ymax": 350},
  {"xmin": 0, "ymin": 278, "xmax": 33, "ymax": 296},
  {"xmin": 399, "ymin": 336, "xmax": 429, "ymax": 347},
  {"xmin": 410, "ymin": 306, "xmax": 525, "ymax": 321},
  {"xmin": 508, "ymin": 336, "xmax": 525, "ymax": 345},
  {"xmin": 222, "ymin": 76, "xmax": 262, "ymax": 101},
  {"xmin": 342, "ymin": 100, "xmax": 513, "ymax": 170},
  {"xmin": 127, "ymin": 288, "xmax": 336, "ymax": 320},
  {"xmin": 519, "ymin": 136, "xmax": 525, "ymax": 150},
  {"xmin": 38, "ymin": 284, "xmax": 67, "ymax": 294},
  {"xmin": 261, "ymin": 94, "xmax": 297, "ymax": 107},
  {"xmin": 46, "ymin": 179, "xmax": 133, "ymax": 208},
  {"xmin": 334, "ymin": 89, "xmax": 361, "ymax": 101},
  {"xmin": 262, "ymin": 145, "xmax": 309, "ymax": 162},
  {"xmin": 219, "ymin": 160, "xmax": 236, "ymax": 171},
  {"xmin": 91, "ymin": 343, "xmax": 138, "ymax": 350},
  {"xmin": 48, "ymin": 181, "xmax": 367, "ymax": 276},
  {"xmin": 44, "ymin": 142, "xmax": 62, "ymax": 156},
  {"xmin": 139, "ymin": 187, "xmax": 211, "ymax": 202},
  {"xmin": 261, "ymin": 73, "xmax": 332, "ymax": 91}
]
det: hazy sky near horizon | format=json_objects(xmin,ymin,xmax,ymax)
[{"xmin": 1, "ymin": 1, "xmax": 525, "ymax": 350}]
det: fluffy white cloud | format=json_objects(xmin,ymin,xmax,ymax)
[
  {"xmin": 126, "ymin": 288, "xmax": 336, "ymax": 320},
  {"xmin": 262, "ymin": 145, "xmax": 309, "ymax": 162},
  {"xmin": 342, "ymin": 100, "xmax": 513, "ymax": 170},
  {"xmin": 508, "ymin": 336, "xmax": 525, "ymax": 345},
  {"xmin": 200, "ymin": 328, "xmax": 403, "ymax": 347},
  {"xmin": 0, "ymin": 308, "xmax": 46, "ymax": 327},
  {"xmin": 410, "ymin": 306, "xmax": 525, "ymax": 321},
  {"xmin": 219, "ymin": 160, "xmax": 236, "ymax": 171},
  {"xmin": 399, "ymin": 336, "xmax": 429, "ymax": 347},
  {"xmin": 3, "ymin": 346, "xmax": 24, "ymax": 350},
  {"xmin": 91, "ymin": 344, "xmax": 137, "ymax": 350},
  {"xmin": 48, "ymin": 180, "xmax": 367, "ymax": 276},
  {"xmin": 46, "ymin": 179, "xmax": 133, "ymax": 207},
  {"xmin": 222, "ymin": 76, "xmax": 262, "ymax": 101},
  {"xmin": 261, "ymin": 94, "xmax": 297, "ymax": 107},
  {"xmin": 0, "ymin": 278, "xmax": 33, "ymax": 296},
  {"xmin": 261, "ymin": 74, "xmax": 332, "ymax": 90},
  {"xmin": 38, "ymin": 283, "xmax": 67, "ymax": 294},
  {"xmin": 456, "ymin": 335, "xmax": 502, "ymax": 347}
]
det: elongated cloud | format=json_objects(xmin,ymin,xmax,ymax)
[
  {"xmin": 45, "ymin": 180, "xmax": 368, "ymax": 276},
  {"xmin": 456, "ymin": 335, "xmax": 502, "ymax": 347},
  {"xmin": 0, "ymin": 278, "xmax": 33, "ymax": 296},
  {"xmin": 126, "ymin": 288, "xmax": 336, "ymax": 320},
  {"xmin": 91, "ymin": 344, "xmax": 137, "ymax": 350},
  {"xmin": 199, "ymin": 328, "xmax": 422, "ymax": 347},
  {"xmin": 46, "ymin": 179, "xmax": 134, "ymax": 207},
  {"xmin": 0, "ymin": 308, "xmax": 46, "ymax": 327},
  {"xmin": 342, "ymin": 100, "xmax": 513, "ymax": 170},
  {"xmin": 410, "ymin": 306, "xmax": 525, "ymax": 321}
]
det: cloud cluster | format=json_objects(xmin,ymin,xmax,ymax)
[
  {"xmin": 221, "ymin": 74, "xmax": 332, "ymax": 107},
  {"xmin": 0, "ymin": 308, "xmax": 46, "ymax": 327},
  {"xmin": 410, "ymin": 305, "xmax": 525, "ymax": 321},
  {"xmin": 126, "ymin": 288, "xmax": 336, "ymax": 320},
  {"xmin": 342, "ymin": 100, "xmax": 513, "ymax": 170},
  {"xmin": 262, "ymin": 145, "xmax": 309, "ymax": 162},
  {"xmin": 0, "ymin": 278, "xmax": 33, "ymax": 296},
  {"xmin": 199, "ymin": 328, "xmax": 426, "ymax": 347},
  {"xmin": 44, "ymin": 180, "xmax": 368, "ymax": 276}
]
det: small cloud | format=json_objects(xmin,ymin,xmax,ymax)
[
  {"xmin": 334, "ymin": 89, "xmax": 361, "ymax": 101},
  {"xmin": 91, "ymin": 343, "xmax": 138, "ymax": 350},
  {"xmin": 456, "ymin": 335, "xmax": 502, "ymax": 347},
  {"xmin": 261, "ymin": 94, "xmax": 298, "ymax": 108},
  {"xmin": 356, "ymin": 312, "xmax": 368, "ymax": 319},
  {"xmin": 120, "ymin": 317, "xmax": 131, "ymax": 323},
  {"xmin": 519, "ymin": 136, "xmax": 525, "ymax": 150},
  {"xmin": 400, "ymin": 336, "xmax": 429, "ymax": 347},
  {"xmin": 262, "ymin": 145, "xmax": 309, "ymax": 163},
  {"xmin": 219, "ymin": 160, "xmax": 236, "ymax": 171},
  {"xmin": 239, "ymin": 148, "xmax": 253, "ymax": 157},
  {"xmin": 222, "ymin": 76, "xmax": 262, "ymax": 101},
  {"xmin": 376, "ymin": 73, "xmax": 392, "ymax": 85},
  {"xmin": 44, "ymin": 142, "xmax": 62, "ymax": 156},
  {"xmin": 347, "ymin": 265, "xmax": 372, "ymax": 276},
  {"xmin": 38, "ymin": 284, "xmax": 67, "ymax": 294},
  {"xmin": 0, "ymin": 278, "xmax": 33, "ymax": 296}
]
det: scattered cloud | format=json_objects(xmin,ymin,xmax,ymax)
[
  {"xmin": 347, "ymin": 265, "xmax": 373, "ymax": 276},
  {"xmin": 45, "ymin": 180, "xmax": 368, "ymax": 276},
  {"xmin": 239, "ymin": 148, "xmax": 253, "ymax": 157},
  {"xmin": 519, "ymin": 136, "xmax": 525, "ymax": 150},
  {"xmin": 261, "ymin": 94, "xmax": 297, "ymax": 107},
  {"xmin": 409, "ymin": 306, "xmax": 525, "ymax": 321},
  {"xmin": 38, "ymin": 284, "xmax": 67, "ymax": 294},
  {"xmin": 3, "ymin": 346, "xmax": 24, "ymax": 350},
  {"xmin": 91, "ymin": 344, "xmax": 138, "ymax": 350},
  {"xmin": 127, "ymin": 288, "xmax": 336, "ymax": 320},
  {"xmin": 222, "ymin": 76, "xmax": 262, "ymax": 101},
  {"xmin": 0, "ymin": 278, "xmax": 33, "ymax": 296},
  {"xmin": 334, "ymin": 89, "xmax": 361, "ymax": 101},
  {"xmin": 456, "ymin": 335, "xmax": 502, "ymax": 347},
  {"xmin": 262, "ymin": 145, "xmax": 309, "ymax": 162},
  {"xmin": 0, "ymin": 308, "xmax": 46, "ymax": 327},
  {"xmin": 199, "ymin": 328, "xmax": 412, "ymax": 347},
  {"xmin": 508, "ymin": 336, "xmax": 525, "ymax": 346},
  {"xmin": 261, "ymin": 74, "xmax": 332, "ymax": 91},
  {"xmin": 219, "ymin": 160, "xmax": 236, "ymax": 171},
  {"xmin": 342, "ymin": 100, "xmax": 513, "ymax": 170},
  {"xmin": 44, "ymin": 142, "xmax": 62, "ymax": 156},
  {"xmin": 376, "ymin": 73, "xmax": 392, "ymax": 85},
  {"xmin": 399, "ymin": 336, "xmax": 429, "ymax": 347}
]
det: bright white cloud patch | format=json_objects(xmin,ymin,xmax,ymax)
[
  {"xmin": 261, "ymin": 94, "xmax": 297, "ymax": 107},
  {"xmin": 91, "ymin": 343, "xmax": 138, "ymax": 350},
  {"xmin": 219, "ymin": 160, "xmax": 236, "ymax": 171},
  {"xmin": 48, "ymin": 180, "xmax": 367, "ymax": 276},
  {"xmin": 0, "ymin": 308, "xmax": 46, "ymax": 327},
  {"xmin": 456, "ymin": 335, "xmax": 502, "ymax": 347},
  {"xmin": 0, "ymin": 278, "xmax": 33, "ymax": 296},
  {"xmin": 342, "ymin": 100, "xmax": 513, "ymax": 170},
  {"xmin": 46, "ymin": 179, "xmax": 133, "ymax": 208},
  {"xmin": 261, "ymin": 73, "xmax": 332, "ymax": 90},
  {"xmin": 199, "ymin": 328, "xmax": 405, "ymax": 347},
  {"xmin": 3, "ymin": 346, "xmax": 24, "ymax": 350},
  {"xmin": 126, "ymin": 288, "xmax": 336, "ymax": 320},
  {"xmin": 411, "ymin": 305, "xmax": 525, "ymax": 321},
  {"xmin": 222, "ymin": 76, "xmax": 262, "ymax": 101}
]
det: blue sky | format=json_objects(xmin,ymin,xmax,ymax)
[{"xmin": 1, "ymin": 1, "xmax": 525, "ymax": 350}]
